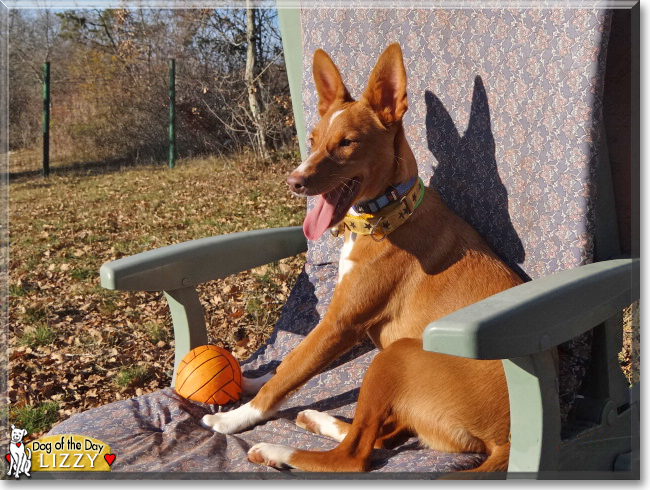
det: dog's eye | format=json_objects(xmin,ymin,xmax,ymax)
[{"xmin": 339, "ymin": 139, "xmax": 353, "ymax": 147}]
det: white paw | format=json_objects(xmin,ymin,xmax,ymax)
[
  {"xmin": 200, "ymin": 402, "xmax": 265, "ymax": 434},
  {"xmin": 296, "ymin": 409, "xmax": 346, "ymax": 442},
  {"xmin": 247, "ymin": 443, "xmax": 295, "ymax": 468},
  {"xmin": 241, "ymin": 373, "xmax": 274, "ymax": 396}
]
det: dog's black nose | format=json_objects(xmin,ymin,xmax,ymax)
[{"xmin": 287, "ymin": 173, "xmax": 307, "ymax": 194}]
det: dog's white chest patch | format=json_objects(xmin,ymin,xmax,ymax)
[{"xmin": 338, "ymin": 233, "xmax": 356, "ymax": 283}]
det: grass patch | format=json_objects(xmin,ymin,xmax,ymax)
[
  {"xmin": 19, "ymin": 324, "xmax": 56, "ymax": 348},
  {"xmin": 245, "ymin": 297, "xmax": 263, "ymax": 317},
  {"xmin": 5, "ymin": 402, "xmax": 60, "ymax": 435},
  {"xmin": 143, "ymin": 322, "xmax": 170, "ymax": 344},
  {"xmin": 254, "ymin": 270, "xmax": 275, "ymax": 289},
  {"xmin": 97, "ymin": 295, "xmax": 119, "ymax": 315},
  {"xmin": 70, "ymin": 267, "xmax": 95, "ymax": 280},
  {"xmin": 8, "ymin": 283, "xmax": 27, "ymax": 297},
  {"xmin": 22, "ymin": 306, "xmax": 48, "ymax": 325},
  {"xmin": 247, "ymin": 189, "xmax": 261, "ymax": 201},
  {"xmin": 114, "ymin": 366, "xmax": 151, "ymax": 388}
]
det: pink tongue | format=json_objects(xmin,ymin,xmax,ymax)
[{"xmin": 303, "ymin": 193, "xmax": 339, "ymax": 241}]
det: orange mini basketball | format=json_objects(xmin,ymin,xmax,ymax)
[{"xmin": 175, "ymin": 345, "xmax": 242, "ymax": 405}]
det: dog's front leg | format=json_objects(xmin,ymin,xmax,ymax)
[
  {"xmin": 200, "ymin": 319, "xmax": 359, "ymax": 434},
  {"xmin": 241, "ymin": 372, "xmax": 274, "ymax": 396}
]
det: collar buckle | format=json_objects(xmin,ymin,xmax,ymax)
[{"xmin": 330, "ymin": 222, "xmax": 345, "ymax": 237}]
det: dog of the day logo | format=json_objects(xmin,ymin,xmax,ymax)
[
  {"xmin": 6, "ymin": 427, "xmax": 115, "ymax": 477},
  {"xmin": 7, "ymin": 425, "xmax": 32, "ymax": 479}
]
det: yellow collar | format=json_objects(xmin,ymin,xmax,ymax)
[{"xmin": 330, "ymin": 178, "xmax": 425, "ymax": 241}]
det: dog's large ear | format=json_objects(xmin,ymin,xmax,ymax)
[
  {"xmin": 362, "ymin": 43, "xmax": 408, "ymax": 125},
  {"xmin": 313, "ymin": 49, "xmax": 352, "ymax": 116},
  {"xmin": 21, "ymin": 429, "xmax": 27, "ymax": 438}
]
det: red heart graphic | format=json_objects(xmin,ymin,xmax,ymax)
[
  {"xmin": 5, "ymin": 454, "xmax": 10, "ymax": 463},
  {"xmin": 16, "ymin": 443, "xmax": 20, "ymax": 447},
  {"xmin": 104, "ymin": 454, "xmax": 116, "ymax": 466}
]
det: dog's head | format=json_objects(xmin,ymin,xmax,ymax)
[
  {"xmin": 10, "ymin": 425, "xmax": 27, "ymax": 444},
  {"xmin": 288, "ymin": 43, "xmax": 411, "ymax": 240}
]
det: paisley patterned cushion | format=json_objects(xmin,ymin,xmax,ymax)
[{"xmin": 49, "ymin": 265, "xmax": 485, "ymax": 474}]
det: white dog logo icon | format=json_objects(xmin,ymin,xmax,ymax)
[{"xmin": 7, "ymin": 424, "xmax": 32, "ymax": 478}]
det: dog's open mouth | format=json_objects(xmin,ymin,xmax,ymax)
[{"xmin": 303, "ymin": 177, "xmax": 361, "ymax": 241}]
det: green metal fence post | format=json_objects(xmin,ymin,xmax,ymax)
[
  {"xmin": 42, "ymin": 61, "xmax": 50, "ymax": 177},
  {"xmin": 168, "ymin": 59, "xmax": 176, "ymax": 169}
]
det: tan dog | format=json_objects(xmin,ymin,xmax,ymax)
[{"xmin": 201, "ymin": 43, "xmax": 521, "ymax": 473}]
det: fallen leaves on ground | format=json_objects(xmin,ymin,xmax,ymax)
[{"xmin": 6, "ymin": 154, "xmax": 306, "ymax": 439}]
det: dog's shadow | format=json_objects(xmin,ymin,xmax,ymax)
[{"xmin": 425, "ymin": 76, "xmax": 528, "ymax": 281}]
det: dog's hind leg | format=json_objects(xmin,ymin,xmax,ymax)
[
  {"xmin": 373, "ymin": 417, "xmax": 413, "ymax": 449},
  {"xmin": 249, "ymin": 396, "xmax": 389, "ymax": 471},
  {"xmin": 296, "ymin": 410, "xmax": 411, "ymax": 449},
  {"xmin": 460, "ymin": 441, "xmax": 509, "ymax": 473},
  {"xmin": 296, "ymin": 409, "xmax": 349, "ymax": 443}
]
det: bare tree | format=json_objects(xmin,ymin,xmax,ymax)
[
  {"xmin": 245, "ymin": 2, "xmax": 270, "ymax": 161},
  {"xmin": 7, "ymin": 7, "xmax": 294, "ymax": 162},
  {"xmin": 5, "ymin": 9, "xmax": 63, "ymax": 149}
]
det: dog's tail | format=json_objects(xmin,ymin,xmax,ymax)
[
  {"xmin": 26, "ymin": 447, "xmax": 32, "ymax": 459},
  {"xmin": 463, "ymin": 443, "xmax": 509, "ymax": 473}
]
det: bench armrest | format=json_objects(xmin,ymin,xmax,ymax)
[
  {"xmin": 99, "ymin": 226, "xmax": 307, "ymax": 292},
  {"xmin": 423, "ymin": 258, "xmax": 639, "ymax": 359}
]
